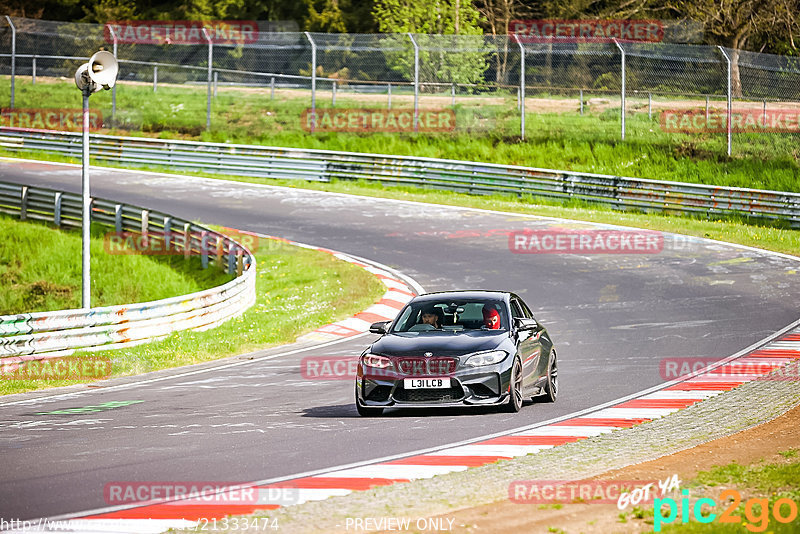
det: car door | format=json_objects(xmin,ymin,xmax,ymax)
[
  {"xmin": 510, "ymin": 297, "xmax": 539, "ymax": 392},
  {"xmin": 519, "ymin": 298, "xmax": 553, "ymax": 385}
]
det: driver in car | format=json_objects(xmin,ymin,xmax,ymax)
[
  {"xmin": 482, "ymin": 305, "xmax": 501, "ymax": 330},
  {"xmin": 420, "ymin": 307, "xmax": 443, "ymax": 329}
]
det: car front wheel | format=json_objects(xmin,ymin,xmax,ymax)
[
  {"xmin": 503, "ymin": 357, "xmax": 524, "ymax": 413},
  {"xmin": 355, "ymin": 386, "xmax": 383, "ymax": 416}
]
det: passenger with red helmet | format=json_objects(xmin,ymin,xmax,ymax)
[{"xmin": 482, "ymin": 305, "xmax": 501, "ymax": 330}]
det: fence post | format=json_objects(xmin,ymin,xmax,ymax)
[
  {"xmin": 200, "ymin": 231, "xmax": 209, "ymax": 269},
  {"xmin": 202, "ymin": 27, "xmax": 213, "ymax": 130},
  {"xmin": 54, "ymin": 192, "xmax": 62, "ymax": 226},
  {"xmin": 5, "ymin": 16, "xmax": 15, "ymax": 109},
  {"xmin": 408, "ymin": 33, "xmax": 419, "ymax": 132},
  {"xmin": 305, "ymin": 32, "xmax": 317, "ymax": 133},
  {"xmin": 648, "ymin": 92, "xmax": 652, "ymax": 120},
  {"xmin": 514, "ymin": 36, "xmax": 525, "ymax": 140},
  {"xmin": 213, "ymin": 71, "xmax": 218, "ymax": 98},
  {"xmin": 580, "ymin": 88, "xmax": 583, "ymax": 115},
  {"xmin": 107, "ymin": 24, "xmax": 118, "ymax": 123},
  {"xmin": 153, "ymin": 65, "xmax": 158, "ymax": 92},
  {"xmin": 114, "ymin": 204, "xmax": 122, "ymax": 233},
  {"xmin": 718, "ymin": 46, "xmax": 732, "ymax": 156},
  {"xmin": 613, "ymin": 38, "xmax": 625, "ymax": 140},
  {"xmin": 32, "ymin": 56, "xmax": 36, "ymax": 85},
  {"xmin": 20, "ymin": 185, "xmax": 27, "ymax": 221},
  {"xmin": 163, "ymin": 216, "xmax": 172, "ymax": 252},
  {"xmin": 332, "ymin": 80, "xmax": 336, "ymax": 107},
  {"xmin": 763, "ymin": 100, "xmax": 766, "ymax": 125},
  {"xmin": 451, "ymin": 83, "xmax": 455, "ymax": 107},
  {"xmin": 705, "ymin": 95, "xmax": 709, "ymax": 122},
  {"xmin": 183, "ymin": 222, "xmax": 191, "ymax": 259},
  {"xmin": 387, "ymin": 83, "xmax": 392, "ymax": 109},
  {"xmin": 270, "ymin": 76, "xmax": 275, "ymax": 100}
]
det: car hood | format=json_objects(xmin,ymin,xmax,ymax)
[{"xmin": 370, "ymin": 331, "xmax": 506, "ymax": 357}]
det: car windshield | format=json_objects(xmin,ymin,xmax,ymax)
[{"xmin": 392, "ymin": 299, "xmax": 508, "ymax": 333}]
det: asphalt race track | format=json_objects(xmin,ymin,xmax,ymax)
[{"xmin": 2, "ymin": 159, "xmax": 799, "ymax": 521}]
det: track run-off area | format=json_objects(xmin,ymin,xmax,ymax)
[{"xmin": 1, "ymin": 159, "xmax": 800, "ymax": 529}]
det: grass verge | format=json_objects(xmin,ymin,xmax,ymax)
[
  {"xmin": 0, "ymin": 235, "xmax": 385, "ymax": 396},
  {"xmin": 0, "ymin": 216, "xmax": 231, "ymax": 314}
]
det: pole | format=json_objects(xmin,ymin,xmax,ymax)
[
  {"xmin": 332, "ymin": 80, "xmax": 336, "ymax": 107},
  {"xmin": 32, "ymin": 56, "xmax": 36, "ymax": 85},
  {"xmin": 408, "ymin": 33, "xmax": 419, "ymax": 132},
  {"xmin": 718, "ymin": 46, "xmax": 732, "ymax": 156},
  {"xmin": 580, "ymin": 88, "xmax": 583, "ymax": 115},
  {"xmin": 107, "ymin": 25, "xmax": 118, "ymax": 123},
  {"xmin": 648, "ymin": 92, "xmax": 652, "ymax": 120},
  {"xmin": 81, "ymin": 87, "xmax": 91, "ymax": 309},
  {"xmin": 387, "ymin": 83, "xmax": 392, "ymax": 109},
  {"xmin": 613, "ymin": 38, "xmax": 625, "ymax": 140},
  {"xmin": 153, "ymin": 65, "xmax": 158, "ymax": 92},
  {"xmin": 515, "ymin": 36, "xmax": 525, "ymax": 140},
  {"xmin": 203, "ymin": 27, "xmax": 212, "ymax": 130},
  {"xmin": 305, "ymin": 32, "xmax": 316, "ymax": 132},
  {"xmin": 6, "ymin": 16, "xmax": 15, "ymax": 109},
  {"xmin": 213, "ymin": 71, "xmax": 218, "ymax": 98},
  {"xmin": 270, "ymin": 77, "xmax": 275, "ymax": 100}
]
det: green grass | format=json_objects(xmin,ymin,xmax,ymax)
[
  {"xmin": 2, "ymin": 76, "xmax": 799, "ymax": 193},
  {"xmin": 0, "ymin": 234, "xmax": 385, "ymax": 395},
  {"xmin": 655, "ymin": 451, "xmax": 800, "ymax": 533},
  {"xmin": 0, "ymin": 216, "xmax": 231, "ymax": 314}
]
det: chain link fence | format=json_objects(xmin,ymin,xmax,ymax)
[{"xmin": 1, "ymin": 16, "xmax": 799, "ymax": 157}]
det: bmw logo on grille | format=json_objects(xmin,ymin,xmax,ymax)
[{"xmin": 424, "ymin": 352, "xmax": 433, "ymax": 357}]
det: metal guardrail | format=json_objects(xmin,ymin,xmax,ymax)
[
  {"xmin": 0, "ymin": 178, "xmax": 256, "ymax": 360},
  {"xmin": 0, "ymin": 128, "xmax": 798, "ymax": 229}
]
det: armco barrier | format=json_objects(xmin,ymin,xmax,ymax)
[
  {"xmin": 0, "ymin": 180, "xmax": 256, "ymax": 361},
  {"xmin": 1, "ymin": 128, "xmax": 799, "ymax": 228}
]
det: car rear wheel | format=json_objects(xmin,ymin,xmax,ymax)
[
  {"xmin": 355, "ymin": 386, "xmax": 384, "ymax": 416},
  {"xmin": 541, "ymin": 350, "xmax": 558, "ymax": 403},
  {"xmin": 503, "ymin": 357, "xmax": 524, "ymax": 413}
]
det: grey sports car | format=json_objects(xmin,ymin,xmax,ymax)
[{"xmin": 355, "ymin": 290, "xmax": 558, "ymax": 416}]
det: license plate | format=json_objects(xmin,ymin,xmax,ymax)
[{"xmin": 404, "ymin": 378, "xmax": 450, "ymax": 389}]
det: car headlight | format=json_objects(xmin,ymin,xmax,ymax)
[
  {"xmin": 362, "ymin": 353, "xmax": 393, "ymax": 369},
  {"xmin": 464, "ymin": 350, "xmax": 508, "ymax": 367}
]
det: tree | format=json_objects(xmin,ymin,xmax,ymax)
[
  {"xmin": 675, "ymin": 0, "xmax": 799, "ymax": 96},
  {"xmin": 373, "ymin": 0, "xmax": 490, "ymax": 86}
]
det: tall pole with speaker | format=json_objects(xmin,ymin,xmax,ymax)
[{"xmin": 74, "ymin": 51, "xmax": 118, "ymax": 309}]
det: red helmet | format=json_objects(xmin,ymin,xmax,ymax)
[{"xmin": 482, "ymin": 305, "xmax": 501, "ymax": 330}]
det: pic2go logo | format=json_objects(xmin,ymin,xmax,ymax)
[{"xmin": 654, "ymin": 489, "xmax": 799, "ymax": 532}]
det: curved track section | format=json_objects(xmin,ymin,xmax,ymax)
[{"xmin": 1, "ymin": 160, "xmax": 799, "ymax": 523}]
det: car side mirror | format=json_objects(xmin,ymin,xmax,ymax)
[
  {"xmin": 369, "ymin": 320, "xmax": 391, "ymax": 334},
  {"xmin": 514, "ymin": 317, "xmax": 538, "ymax": 331}
]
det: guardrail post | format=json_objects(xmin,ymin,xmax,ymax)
[
  {"xmin": 202, "ymin": 27, "xmax": 213, "ymax": 130},
  {"xmin": 31, "ymin": 56, "xmax": 36, "ymax": 85},
  {"xmin": 718, "ymin": 46, "xmax": 732, "ymax": 156},
  {"xmin": 114, "ymin": 204, "xmax": 122, "ymax": 233},
  {"xmin": 216, "ymin": 235, "xmax": 224, "ymax": 267},
  {"xmin": 153, "ymin": 65, "xmax": 158, "ymax": 92},
  {"xmin": 183, "ymin": 222, "xmax": 191, "ymax": 259},
  {"xmin": 20, "ymin": 185, "xmax": 27, "ymax": 221},
  {"xmin": 54, "ymin": 192, "xmax": 62, "ymax": 226},
  {"xmin": 5, "ymin": 16, "xmax": 15, "ymax": 109},
  {"xmin": 613, "ymin": 38, "xmax": 625, "ymax": 140},
  {"xmin": 163, "ymin": 216, "xmax": 172, "ymax": 252},
  {"xmin": 387, "ymin": 83, "xmax": 392, "ymax": 109},
  {"xmin": 305, "ymin": 32, "xmax": 317, "ymax": 133},
  {"xmin": 514, "ymin": 36, "xmax": 525, "ymax": 140},
  {"xmin": 107, "ymin": 24, "xmax": 118, "ymax": 123},
  {"xmin": 332, "ymin": 80, "xmax": 336, "ymax": 107},
  {"xmin": 228, "ymin": 244, "xmax": 236, "ymax": 274},
  {"xmin": 408, "ymin": 33, "xmax": 419, "ymax": 132},
  {"xmin": 141, "ymin": 209, "xmax": 149, "ymax": 248},
  {"xmin": 236, "ymin": 248, "xmax": 244, "ymax": 276},
  {"xmin": 200, "ymin": 231, "xmax": 209, "ymax": 268}
]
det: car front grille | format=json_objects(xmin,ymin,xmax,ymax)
[
  {"xmin": 393, "ymin": 385, "xmax": 465, "ymax": 403},
  {"xmin": 365, "ymin": 385, "xmax": 392, "ymax": 402}
]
